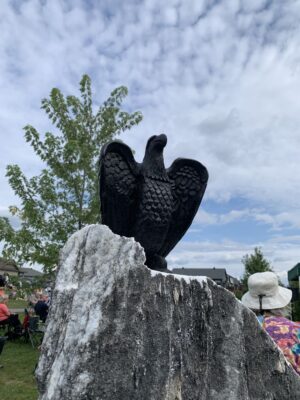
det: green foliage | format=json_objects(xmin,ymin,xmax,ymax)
[
  {"xmin": 233, "ymin": 289, "xmax": 244, "ymax": 300},
  {"xmin": 5, "ymin": 273, "xmax": 50, "ymax": 299},
  {"xmin": 29, "ymin": 273, "xmax": 53, "ymax": 290},
  {"xmin": 241, "ymin": 247, "xmax": 274, "ymax": 289},
  {"xmin": 292, "ymin": 300, "xmax": 300, "ymax": 322},
  {"xmin": 8, "ymin": 275, "xmax": 33, "ymax": 299},
  {"xmin": 0, "ymin": 75, "xmax": 142, "ymax": 273},
  {"xmin": 289, "ymin": 281, "xmax": 300, "ymax": 321}
]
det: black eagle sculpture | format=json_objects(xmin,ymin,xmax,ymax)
[{"xmin": 99, "ymin": 134, "xmax": 208, "ymax": 271}]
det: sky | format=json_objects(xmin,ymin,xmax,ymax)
[{"xmin": 1, "ymin": 0, "xmax": 300, "ymax": 283}]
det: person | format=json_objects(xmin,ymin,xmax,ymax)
[
  {"xmin": 0, "ymin": 295, "xmax": 22, "ymax": 340},
  {"xmin": 0, "ymin": 275, "xmax": 5, "ymax": 298},
  {"xmin": 34, "ymin": 295, "xmax": 49, "ymax": 323},
  {"xmin": 0, "ymin": 295, "xmax": 11, "ymax": 326},
  {"xmin": 23, "ymin": 308, "xmax": 30, "ymax": 332},
  {"xmin": 28, "ymin": 292, "xmax": 38, "ymax": 307},
  {"xmin": 241, "ymin": 271, "xmax": 300, "ymax": 375}
]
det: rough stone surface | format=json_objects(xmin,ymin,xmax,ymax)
[{"xmin": 36, "ymin": 225, "xmax": 300, "ymax": 400}]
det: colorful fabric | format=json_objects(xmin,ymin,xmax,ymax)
[{"xmin": 263, "ymin": 316, "xmax": 300, "ymax": 376}]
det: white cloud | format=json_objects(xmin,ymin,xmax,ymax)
[
  {"xmin": 195, "ymin": 208, "xmax": 252, "ymax": 225},
  {"xmin": 241, "ymin": 0, "xmax": 270, "ymax": 13},
  {"xmin": 168, "ymin": 234, "xmax": 300, "ymax": 285},
  {"xmin": 195, "ymin": 208, "xmax": 300, "ymax": 230},
  {"xmin": 0, "ymin": 0, "xmax": 300, "ymax": 277}
]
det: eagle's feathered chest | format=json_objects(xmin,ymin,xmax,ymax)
[{"xmin": 138, "ymin": 176, "xmax": 173, "ymax": 225}]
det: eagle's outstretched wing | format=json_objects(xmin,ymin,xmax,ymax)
[
  {"xmin": 99, "ymin": 141, "xmax": 140, "ymax": 237},
  {"xmin": 160, "ymin": 158, "xmax": 208, "ymax": 257}
]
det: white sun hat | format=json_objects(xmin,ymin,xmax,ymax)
[{"xmin": 241, "ymin": 271, "xmax": 292, "ymax": 310}]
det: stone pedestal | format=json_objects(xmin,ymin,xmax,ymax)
[{"xmin": 36, "ymin": 224, "xmax": 300, "ymax": 400}]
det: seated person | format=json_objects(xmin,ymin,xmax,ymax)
[
  {"xmin": 28, "ymin": 292, "xmax": 38, "ymax": 307},
  {"xmin": 0, "ymin": 275, "xmax": 6, "ymax": 297},
  {"xmin": 34, "ymin": 295, "xmax": 49, "ymax": 323},
  {"xmin": 0, "ymin": 296, "xmax": 22, "ymax": 340},
  {"xmin": 0, "ymin": 295, "xmax": 11, "ymax": 326},
  {"xmin": 242, "ymin": 271, "xmax": 300, "ymax": 375}
]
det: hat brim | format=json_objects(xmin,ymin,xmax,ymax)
[{"xmin": 241, "ymin": 286, "xmax": 292, "ymax": 310}]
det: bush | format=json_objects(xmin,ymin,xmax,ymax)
[{"xmin": 291, "ymin": 301, "xmax": 300, "ymax": 321}]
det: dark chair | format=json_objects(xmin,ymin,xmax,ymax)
[
  {"xmin": 4, "ymin": 314, "xmax": 23, "ymax": 340},
  {"xmin": 27, "ymin": 316, "xmax": 44, "ymax": 348}
]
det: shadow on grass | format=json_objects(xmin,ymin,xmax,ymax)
[{"xmin": 0, "ymin": 340, "xmax": 39, "ymax": 400}]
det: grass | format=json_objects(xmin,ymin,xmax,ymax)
[
  {"xmin": 8, "ymin": 299, "xmax": 29, "ymax": 309},
  {"xmin": 0, "ymin": 339, "xmax": 39, "ymax": 400}
]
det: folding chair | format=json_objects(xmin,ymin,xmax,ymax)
[
  {"xmin": 2, "ymin": 314, "xmax": 23, "ymax": 340},
  {"xmin": 28, "ymin": 316, "xmax": 44, "ymax": 348}
]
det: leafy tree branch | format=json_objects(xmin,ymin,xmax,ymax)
[{"xmin": 0, "ymin": 75, "xmax": 142, "ymax": 273}]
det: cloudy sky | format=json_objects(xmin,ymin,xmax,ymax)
[{"xmin": 1, "ymin": 0, "xmax": 300, "ymax": 282}]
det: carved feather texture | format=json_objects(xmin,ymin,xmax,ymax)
[
  {"xmin": 99, "ymin": 136, "xmax": 208, "ymax": 269},
  {"xmin": 140, "ymin": 178, "xmax": 173, "ymax": 225},
  {"xmin": 103, "ymin": 152, "xmax": 136, "ymax": 196},
  {"xmin": 159, "ymin": 159, "xmax": 208, "ymax": 256},
  {"xmin": 99, "ymin": 142, "xmax": 138, "ymax": 237}
]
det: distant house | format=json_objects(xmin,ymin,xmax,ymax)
[
  {"xmin": 19, "ymin": 267, "xmax": 43, "ymax": 283},
  {"xmin": 0, "ymin": 257, "xmax": 19, "ymax": 278},
  {"xmin": 227, "ymin": 275, "xmax": 242, "ymax": 291},
  {"xmin": 288, "ymin": 263, "xmax": 300, "ymax": 302},
  {"xmin": 171, "ymin": 267, "xmax": 241, "ymax": 290}
]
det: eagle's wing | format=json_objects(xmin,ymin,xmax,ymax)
[
  {"xmin": 99, "ymin": 141, "xmax": 140, "ymax": 237},
  {"xmin": 160, "ymin": 158, "xmax": 208, "ymax": 257}
]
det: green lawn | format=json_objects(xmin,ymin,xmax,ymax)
[
  {"xmin": 8, "ymin": 299, "xmax": 29, "ymax": 309},
  {"xmin": 0, "ymin": 340, "xmax": 39, "ymax": 400}
]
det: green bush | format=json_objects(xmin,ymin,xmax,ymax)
[{"xmin": 292, "ymin": 300, "xmax": 300, "ymax": 322}]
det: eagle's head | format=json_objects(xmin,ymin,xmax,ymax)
[
  {"xmin": 143, "ymin": 134, "xmax": 168, "ymax": 177},
  {"xmin": 146, "ymin": 134, "xmax": 167, "ymax": 154}
]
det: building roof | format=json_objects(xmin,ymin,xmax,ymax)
[
  {"xmin": 19, "ymin": 267, "xmax": 43, "ymax": 278},
  {"xmin": 0, "ymin": 257, "xmax": 19, "ymax": 273},
  {"xmin": 172, "ymin": 268, "xmax": 228, "ymax": 281},
  {"xmin": 228, "ymin": 274, "xmax": 240, "ymax": 284}
]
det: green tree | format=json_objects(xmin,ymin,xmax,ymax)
[
  {"xmin": 241, "ymin": 247, "xmax": 274, "ymax": 288},
  {"xmin": 0, "ymin": 75, "xmax": 142, "ymax": 273}
]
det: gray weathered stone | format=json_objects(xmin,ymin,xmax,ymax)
[{"xmin": 36, "ymin": 225, "xmax": 300, "ymax": 400}]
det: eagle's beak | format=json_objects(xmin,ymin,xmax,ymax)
[{"xmin": 154, "ymin": 134, "xmax": 167, "ymax": 148}]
